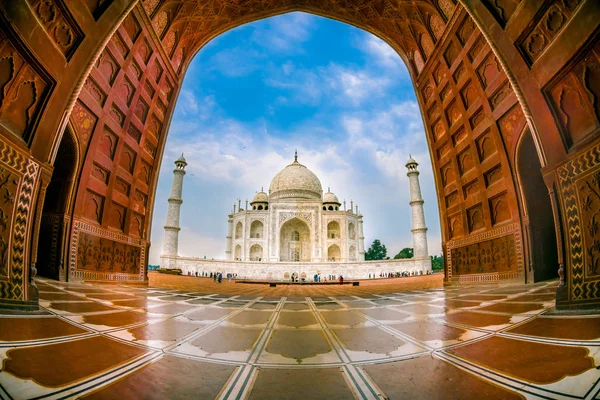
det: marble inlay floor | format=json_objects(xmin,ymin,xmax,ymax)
[{"xmin": 0, "ymin": 278, "xmax": 597, "ymax": 399}]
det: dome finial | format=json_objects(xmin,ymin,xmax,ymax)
[{"xmin": 294, "ymin": 149, "xmax": 298, "ymax": 163}]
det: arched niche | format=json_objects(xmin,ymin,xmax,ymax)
[{"xmin": 279, "ymin": 217, "xmax": 310, "ymax": 262}]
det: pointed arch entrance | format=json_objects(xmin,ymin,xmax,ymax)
[
  {"xmin": 36, "ymin": 126, "xmax": 79, "ymax": 280},
  {"xmin": 516, "ymin": 129, "xmax": 559, "ymax": 283},
  {"xmin": 279, "ymin": 218, "xmax": 311, "ymax": 262}
]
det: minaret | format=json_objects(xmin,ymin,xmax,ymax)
[
  {"xmin": 163, "ymin": 154, "xmax": 187, "ymax": 260},
  {"xmin": 406, "ymin": 156, "xmax": 429, "ymax": 260},
  {"xmin": 225, "ymin": 212, "xmax": 233, "ymax": 260},
  {"xmin": 358, "ymin": 211, "xmax": 365, "ymax": 261}
]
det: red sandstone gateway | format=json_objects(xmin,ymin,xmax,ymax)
[{"xmin": 0, "ymin": 0, "xmax": 598, "ymax": 397}]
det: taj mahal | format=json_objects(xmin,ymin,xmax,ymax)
[
  {"xmin": 226, "ymin": 152, "xmax": 365, "ymax": 263},
  {"xmin": 160, "ymin": 152, "xmax": 432, "ymax": 280}
]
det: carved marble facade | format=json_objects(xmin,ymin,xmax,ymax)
[{"xmin": 226, "ymin": 155, "xmax": 365, "ymax": 263}]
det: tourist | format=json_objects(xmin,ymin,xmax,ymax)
[
  {"xmin": 213, "ymin": 273, "xmax": 217, "ymax": 282},
  {"xmin": 339, "ymin": 275, "xmax": 343, "ymax": 285},
  {"xmin": 218, "ymin": 272, "xmax": 222, "ymax": 283}
]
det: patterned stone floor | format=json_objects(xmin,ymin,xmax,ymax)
[{"xmin": 0, "ymin": 278, "xmax": 598, "ymax": 399}]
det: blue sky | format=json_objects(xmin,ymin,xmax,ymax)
[{"xmin": 148, "ymin": 12, "xmax": 441, "ymax": 264}]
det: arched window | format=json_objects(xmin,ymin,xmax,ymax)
[
  {"xmin": 235, "ymin": 222, "xmax": 243, "ymax": 239},
  {"xmin": 349, "ymin": 245, "xmax": 357, "ymax": 261},
  {"xmin": 253, "ymin": 206, "xmax": 256, "ymax": 210},
  {"xmin": 258, "ymin": 205, "xmax": 263, "ymax": 210},
  {"xmin": 323, "ymin": 206, "xmax": 326, "ymax": 210},
  {"xmin": 348, "ymin": 222, "xmax": 356, "ymax": 240},
  {"xmin": 327, "ymin": 221, "xmax": 340, "ymax": 239},
  {"xmin": 335, "ymin": 207, "xmax": 339, "ymax": 210},
  {"xmin": 291, "ymin": 231, "xmax": 300, "ymax": 241},
  {"xmin": 328, "ymin": 206, "xmax": 333, "ymax": 210},
  {"xmin": 250, "ymin": 220, "xmax": 264, "ymax": 238},
  {"xmin": 265, "ymin": 206, "xmax": 269, "ymax": 210},
  {"xmin": 250, "ymin": 244, "xmax": 263, "ymax": 261}
]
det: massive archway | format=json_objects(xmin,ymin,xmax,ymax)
[
  {"xmin": 0, "ymin": 1, "xmax": 598, "ymax": 309},
  {"xmin": 279, "ymin": 218, "xmax": 311, "ymax": 262}
]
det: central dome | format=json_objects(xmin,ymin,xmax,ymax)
[{"xmin": 269, "ymin": 153, "xmax": 322, "ymax": 201}]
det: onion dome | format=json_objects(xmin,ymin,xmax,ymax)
[
  {"xmin": 251, "ymin": 190, "xmax": 269, "ymax": 205},
  {"xmin": 323, "ymin": 188, "xmax": 340, "ymax": 205},
  {"xmin": 269, "ymin": 151, "xmax": 323, "ymax": 201}
]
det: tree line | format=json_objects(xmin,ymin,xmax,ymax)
[{"xmin": 364, "ymin": 239, "xmax": 444, "ymax": 271}]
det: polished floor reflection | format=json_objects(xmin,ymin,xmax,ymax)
[{"xmin": 0, "ymin": 278, "xmax": 597, "ymax": 399}]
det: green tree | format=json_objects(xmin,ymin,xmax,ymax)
[
  {"xmin": 365, "ymin": 239, "xmax": 387, "ymax": 260},
  {"xmin": 431, "ymin": 254, "xmax": 445, "ymax": 271},
  {"xmin": 394, "ymin": 247, "xmax": 414, "ymax": 259}
]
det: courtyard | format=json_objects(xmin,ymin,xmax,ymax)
[{"xmin": 0, "ymin": 275, "xmax": 596, "ymax": 399}]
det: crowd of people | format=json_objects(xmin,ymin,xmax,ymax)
[
  {"xmin": 183, "ymin": 270, "xmax": 432, "ymax": 282},
  {"xmin": 186, "ymin": 270, "xmax": 238, "ymax": 283},
  {"xmin": 368, "ymin": 270, "xmax": 432, "ymax": 279}
]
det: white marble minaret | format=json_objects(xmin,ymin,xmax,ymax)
[
  {"xmin": 162, "ymin": 154, "xmax": 187, "ymax": 262},
  {"xmin": 406, "ymin": 156, "xmax": 429, "ymax": 259}
]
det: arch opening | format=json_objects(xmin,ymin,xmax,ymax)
[
  {"xmin": 328, "ymin": 244, "xmax": 341, "ymax": 261},
  {"xmin": 235, "ymin": 222, "xmax": 243, "ymax": 239},
  {"xmin": 279, "ymin": 218, "xmax": 310, "ymax": 262},
  {"xmin": 249, "ymin": 244, "xmax": 263, "ymax": 261},
  {"xmin": 36, "ymin": 127, "xmax": 78, "ymax": 280},
  {"xmin": 327, "ymin": 221, "xmax": 340, "ymax": 239},
  {"xmin": 234, "ymin": 244, "xmax": 242, "ymax": 260},
  {"xmin": 250, "ymin": 220, "xmax": 264, "ymax": 238},
  {"xmin": 517, "ymin": 130, "xmax": 559, "ymax": 283}
]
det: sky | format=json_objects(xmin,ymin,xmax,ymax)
[{"xmin": 148, "ymin": 12, "xmax": 441, "ymax": 264}]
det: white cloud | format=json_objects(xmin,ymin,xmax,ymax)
[
  {"xmin": 360, "ymin": 34, "xmax": 405, "ymax": 70},
  {"xmin": 251, "ymin": 12, "xmax": 314, "ymax": 52}
]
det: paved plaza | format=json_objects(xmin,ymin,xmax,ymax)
[{"xmin": 0, "ymin": 276, "xmax": 597, "ymax": 399}]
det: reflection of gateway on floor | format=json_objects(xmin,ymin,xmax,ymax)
[{"xmin": 160, "ymin": 153, "xmax": 432, "ymax": 279}]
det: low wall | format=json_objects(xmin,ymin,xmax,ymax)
[{"xmin": 159, "ymin": 255, "xmax": 432, "ymax": 280}]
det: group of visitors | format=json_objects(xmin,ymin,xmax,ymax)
[
  {"xmin": 368, "ymin": 270, "xmax": 432, "ymax": 279},
  {"xmin": 186, "ymin": 271, "xmax": 238, "ymax": 283}
]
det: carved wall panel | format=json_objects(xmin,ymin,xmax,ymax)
[
  {"xmin": 451, "ymin": 233, "xmax": 518, "ymax": 275},
  {"xmin": 557, "ymin": 142, "xmax": 600, "ymax": 305},
  {"xmin": 545, "ymin": 38, "xmax": 600, "ymax": 151},
  {"xmin": 0, "ymin": 29, "xmax": 53, "ymax": 145},
  {"xmin": 0, "ymin": 136, "xmax": 40, "ymax": 302},
  {"xmin": 27, "ymin": 0, "xmax": 84, "ymax": 59},
  {"xmin": 75, "ymin": 230, "xmax": 141, "ymax": 275},
  {"xmin": 517, "ymin": 0, "xmax": 583, "ymax": 65},
  {"xmin": 497, "ymin": 104, "xmax": 526, "ymax": 154},
  {"xmin": 447, "ymin": 223, "xmax": 523, "ymax": 281},
  {"xmin": 71, "ymin": 100, "xmax": 97, "ymax": 151}
]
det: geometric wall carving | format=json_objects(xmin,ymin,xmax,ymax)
[
  {"xmin": 489, "ymin": 191, "xmax": 511, "ymax": 225},
  {"xmin": 517, "ymin": 0, "xmax": 583, "ymax": 65},
  {"xmin": 27, "ymin": 0, "xmax": 84, "ymax": 59},
  {"xmin": 545, "ymin": 38, "xmax": 600, "ymax": 151},
  {"xmin": 83, "ymin": 190, "xmax": 104, "ymax": 224},
  {"xmin": 467, "ymin": 203, "xmax": 485, "ymax": 232},
  {"xmin": 450, "ymin": 232, "xmax": 518, "ymax": 275},
  {"xmin": 0, "ymin": 29, "xmax": 53, "ymax": 145},
  {"xmin": 557, "ymin": 142, "xmax": 600, "ymax": 303},
  {"xmin": 75, "ymin": 230, "xmax": 141, "ymax": 274}
]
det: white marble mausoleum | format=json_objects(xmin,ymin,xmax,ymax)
[
  {"xmin": 160, "ymin": 152, "xmax": 432, "ymax": 279},
  {"xmin": 226, "ymin": 152, "xmax": 365, "ymax": 263}
]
